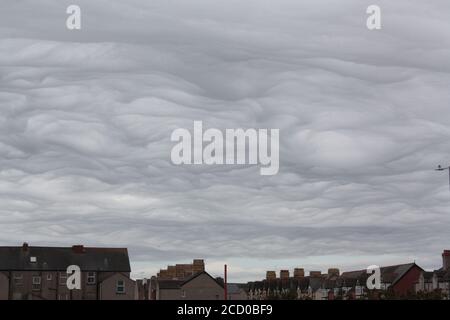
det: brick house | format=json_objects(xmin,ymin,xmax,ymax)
[
  {"xmin": 0, "ymin": 243, "xmax": 136, "ymax": 300},
  {"xmin": 339, "ymin": 263, "xmax": 423, "ymax": 298}
]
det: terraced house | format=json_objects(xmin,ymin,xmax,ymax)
[
  {"xmin": 0, "ymin": 243, "xmax": 136, "ymax": 300},
  {"xmin": 248, "ymin": 262, "xmax": 425, "ymax": 299}
]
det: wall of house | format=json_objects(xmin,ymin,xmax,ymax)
[
  {"xmin": 7, "ymin": 271, "xmax": 101, "ymax": 300},
  {"xmin": 0, "ymin": 272, "xmax": 9, "ymax": 300},
  {"xmin": 158, "ymin": 288, "xmax": 183, "ymax": 300},
  {"xmin": 99, "ymin": 272, "xmax": 135, "ymax": 300},
  {"xmin": 228, "ymin": 290, "xmax": 248, "ymax": 300},
  {"xmin": 182, "ymin": 273, "xmax": 224, "ymax": 300},
  {"xmin": 5, "ymin": 270, "xmax": 136, "ymax": 300},
  {"xmin": 392, "ymin": 265, "xmax": 422, "ymax": 296},
  {"xmin": 9, "ymin": 271, "xmax": 48, "ymax": 300},
  {"xmin": 136, "ymin": 280, "xmax": 150, "ymax": 300}
]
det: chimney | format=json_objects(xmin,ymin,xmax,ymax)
[
  {"xmin": 72, "ymin": 245, "xmax": 85, "ymax": 254},
  {"xmin": 280, "ymin": 270, "xmax": 290, "ymax": 280},
  {"xmin": 309, "ymin": 271, "xmax": 322, "ymax": 277},
  {"xmin": 328, "ymin": 268, "xmax": 340, "ymax": 277},
  {"xmin": 167, "ymin": 265, "xmax": 176, "ymax": 278},
  {"xmin": 294, "ymin": 268, "xmax": 305, "ymax": 278},
  {"xmin": 22, "ymin": 242, "xmax": 29, "ymax": 252},
  {"xmin": 443, "ymin": 250, "xmax": 450, "ymax": 270},
  {"xmin": 266, "ymin": 271, "xmax": 276, "ymax": 281},
  {"xmin": 193, "ymin": 259, "xmax": 205, "ymax": 273}
]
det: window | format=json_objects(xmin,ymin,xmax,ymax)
[
  {"xmin": 47, "ymin": 273, "xmax": 52, "ymax": 281},
  {"xmin": 32, "ymin": 276, "xmax": 41, "ymax": 291},
  {"xmin": 116, "ymin": 280, "xmax": 125, "ymax": 294},
  {"xmin": 87, "ymin": 272, "xmax": 96, "ymax": 285},
  {"xmin": 13, "ymin": 273, "xmax": 23, "ymax": 286},
  {"xmin": 60, "ymin": 272, "xmax": 67, "ymax": 286}
]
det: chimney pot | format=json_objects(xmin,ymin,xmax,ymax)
[
  {"xmin": 309, "ymin": 271, "xmax": 322, "ymax": 277},
  {"xmin": 22, "ymin": 242, "xmax": 29, "ymax": 251},
  {"xmin": 266, "ymin": 271, "xmax": 276, "ymax": 281},
  {"xmin": 294, "ymin": 268, "xmax": 305, "ymax": 278},
  {"xmin": 328, "ymin": 268, "xmax": 340, "ymax": 277},
  {"xmin": 280, "ymin": 270, "xmax": 290, "ymax": 280}
]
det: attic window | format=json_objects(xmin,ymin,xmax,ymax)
[{"xmin": 30, "ymin": 257, "xmax": 37, "ymax": 263}]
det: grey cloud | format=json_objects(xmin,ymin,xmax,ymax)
[{"xmin": 0, "ymin": 0, "xmax": 450, "ymax": 282}]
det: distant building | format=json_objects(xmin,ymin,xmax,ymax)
[
  {"xmin": 152, "ymin": 271, "xmax": 224, "ymax": 300},
  {"xmin": 248, "ymin": 262, "xmax": 424, "ymax": 300},
  {"xmin": 415, "ymin": 250, "xmax": 450, "ymax": 298},
  {"xmin": 137, "ymin": 259, "xmax": 224, "ymax": 300},
  {"xmin": 0, "ymin": 243, "xmax": 135, "ymax": 300},
  {"xmin": 340, "ymin": 263, "xmax": 423, "ymax": 298},
  {"xmin": 248, "ymin": 266, "xmax": 340, "ymax": 300},
  {"xmin": 157, "ymin": 259, "xmax": 205, "ymax": 279},
  {"xmin": 226, "ymin": 283, "xmax": 248, "ymax": 300},
  {"xmin": 136, "ymin": 278, "xmax": 150, "ymax": 300}
]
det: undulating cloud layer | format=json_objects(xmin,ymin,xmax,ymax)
[{"xmin": 0, "ymin": 0, "xmax": 450, "ymax": 281}]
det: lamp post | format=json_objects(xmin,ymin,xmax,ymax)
[{"xmin": 435, "ymin": 165, "xmax": 450, "ymax": 191}]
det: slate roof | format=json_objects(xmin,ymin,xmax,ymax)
[
  {"xmin": 157, "ymin": 280, "xmax": 184, "ymax": 289},
  {"xmin": 340, "ymin": 263, "xmax": 420, "ymax": 286},
  {"xmin": 181, "ymin": 271, "xmax": 224, "ymax": 288},
  {"xmin": 0, "ymin": 244, "xmax": 131, "ymax": 272},
  {"xmin": 157, "ymin": 271, "xmax": 224, "ymax": 290}
]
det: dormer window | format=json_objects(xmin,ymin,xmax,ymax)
[{"xmin": 30, "ymin": 256, "xmax": 37, "ymax": 263}]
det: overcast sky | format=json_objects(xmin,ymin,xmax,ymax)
[{"xmin": 1, "ymin": 0, "xmax": 450, "ymax": 282}]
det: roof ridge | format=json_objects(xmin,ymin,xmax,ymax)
[{"xmin": 341, "ymin": 262, "xmax": 416, "ymax": 274}]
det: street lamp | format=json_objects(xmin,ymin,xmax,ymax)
[{"xmin": 435, "ymin": 165, "xmax": 450, "ymax": 190}]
